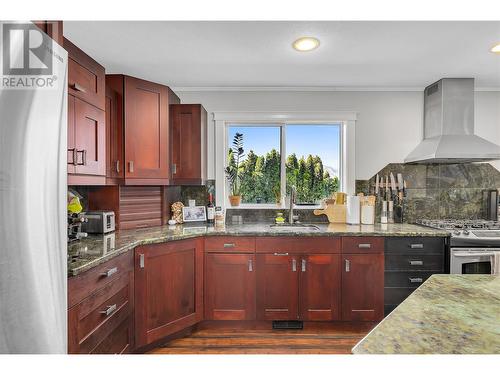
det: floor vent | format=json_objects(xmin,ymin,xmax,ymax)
[{"xmin": 272, "ymin": 320, "xmax": 303, "ymax": 330}]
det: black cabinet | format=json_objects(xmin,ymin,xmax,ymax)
[{"xmin": 384, "ymin": 236, "xmax": 447, "ymax": 316}]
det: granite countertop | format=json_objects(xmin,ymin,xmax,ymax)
[
  {"xmin": 352, "ymin": 275, "xmax": 500, "ymax": 354},
  {"xmin": 68, "ymin": 222, "xmax": 449, "ymax": 276}
]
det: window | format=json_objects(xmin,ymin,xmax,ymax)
[{"xmin": 226, "ymin": 123, "xmax": 341, "ymax": 206}]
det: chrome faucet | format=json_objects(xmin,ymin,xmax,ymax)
[{"xmin": 288, "ymin": 185, "xmax": 299, "ymax": 224}]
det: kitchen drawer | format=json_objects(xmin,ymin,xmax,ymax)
[
  {"xmin": 384, "ymin": 271, "xmax": 435, "ymax": 288},
  {"xmin": 385, "ymin": 254, "xmax": 444, "ymax": 271},
  {"xmin": 385, "ymin": 237, "xmax": 445, "ymax": 254},
  {"xmin": 256, "ymin": 237, "xmax": 341, "ymax": 254},
  {"xmin": 205, "ymin": 236, "xmax": 256, "ymax": 253},
  {"xmin": 68, "ymin": 271, "xmax": 133, "ymax": 354},
  {"xmin": 68, "ymin": 251, "xmax": 133, "ymax": 308},
  {"xmin": 90, "ymin": 317, "xmax": 132, "ymax": 354},
  {"xmin": 384, "ymin": 287, "xmax": 417, "ymax": 305},
  {"xmin": 64, "ymin": 38, "xmax": 105, "ymax": 110},
  {"xmin": 342, "ymin": 237, "xmax": 384, "ymax": 254}
]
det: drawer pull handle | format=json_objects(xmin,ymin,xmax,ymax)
[
  {"xmin": 101, "ymin": 267, "xmax": 118, "ymax": 277},
  {"xmin": 409, "ymin": 277, "xmax": 423, "ymax": 283},
  {"xmin": 292, "ymin": 258, "xmax": 297, "ymax": 272},
  {"xmin": 68, "ymin": 148, "xmax": 77, "ymax": 166},
  {"xmin": 223, "ymin": 243, "xmax": 236, "ymax": 248},
  {"xmin": 301, "ymin": 259, "xmax": 306, "ymax": 272},
  {"xmin": 139, "ymin": 254, "xmax": 145, "ymax": 269},
  {"xmin": 273, "ymin": 252, "xmax": 289, "ymax": 256},
  {"xmin": 100, "ymin": 304, "xmax": 117, "ymax": 316},
  {"xmin": 116, "ymin": 160, "xmax": 120, "ymax": 173},
  {"xmin": 248, "ymin": 259, "xmax": 253, "ymax": 272},
  {"xmin": 410, "ymin": 244, "xmax": 424, "ymax": 249},
  {"xmin": 70, "ymin": 82, "xmax": 86, "ymax": 92},
  {"xmin": 171, "ymin": 163, "xmax": 177, "ymax": 174},
  {"xmin": 76, "ymin": 149, "xmax": 87, "ymax": 166},
  {"xmin": 409, "ymin": 260, "xmax": 423, "ymax": 266},
  {"xmin": 358, "ymin": 243, "xmax": 371, "ymax": 249},
  {"xmin": 129, "ymin": 161, "xmax": 134, "ymax": 173}
]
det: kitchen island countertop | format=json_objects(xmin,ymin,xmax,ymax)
[
  {"xmin": 352, "ymin": 274, "xmax": 500, "ymax": 354},
  {"xmin": 68, "ymin": 222, "xmax": 448, "ymax": 276}
]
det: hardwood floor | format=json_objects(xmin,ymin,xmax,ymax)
[{"xmin": 148, "ymin": 321, "xmax": 375, "ymax": 354}]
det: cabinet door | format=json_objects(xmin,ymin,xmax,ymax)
[
  {"xmin": 74, "ymin": 97, "xmax": 105, "ymax": 175},
  {"xmin": 342, "ymin": 254, "xmax": 384, "ymax": 321},
  {"xmin": 67, "ymin": 95, "xmax": 76, "ymax": 174},
  {"xmin": 170, "ymin": 104, "xmax": 206, "ymax": 185},
  {"xmin": 105, "ymin": 85, "xmax": 124, "ymax": 179},
  {"xmin": 205, "ymin": 253, "xmax": 256, "ymax": 320},
  {"xmin": 256, "ymin": 254, "xmax": 298, "ymax": 320},
  {"xmin": 300, "ymin": 254, "xmax": 341, "ymax": 321},
  {"xmin": 134, "ymin": 238, "xmax": 203, "ymax": 347},
  {"xmin": 124, "ymin": 76, "xmax": 169, "ymax": 181}
]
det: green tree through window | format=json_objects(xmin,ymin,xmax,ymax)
[{"xmin": 227, "ymin": 125, "xmax": 340, "ymax": 205}]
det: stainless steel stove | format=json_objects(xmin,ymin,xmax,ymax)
[{"xmin": 417, "ymin": 219, "xmax": 500, "ymax": 275}]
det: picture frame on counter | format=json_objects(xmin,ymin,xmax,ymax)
[{"xmin": 182, "ymin": 206, "xmax": 207, "ymax": 222}]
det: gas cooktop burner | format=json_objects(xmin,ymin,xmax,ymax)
[
  {"xmin": 417, "ymin": 219, "xmax": 500, "ymax": 246},
  {"xmin": 417, "ymin": 219, "xmax": 500, "ymax": 231}
]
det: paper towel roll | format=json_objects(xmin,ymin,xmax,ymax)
[{"xmin": 346, "ymin": 196, "xmax": 360, "ymax": 224}]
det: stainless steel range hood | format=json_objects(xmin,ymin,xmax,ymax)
[{"xmin": 404, "ymin": 78, "xmax": 500, "ymax": 164}]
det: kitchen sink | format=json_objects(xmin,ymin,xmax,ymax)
[{"xmin": 269, "ymin": 223, "xmax": 320, "ymax": 232}]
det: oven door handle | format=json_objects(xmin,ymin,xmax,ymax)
[{"xmin": 453, "ymin": 252, "xmax": 496, "ymax": 257}]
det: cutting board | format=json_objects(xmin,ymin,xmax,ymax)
[{"xmin": 313, "ymin": 204, "xmax": 346, "ymax": 223}]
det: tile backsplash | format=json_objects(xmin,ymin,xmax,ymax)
[{"xmin": 355, "ymin": 163, "xmax": 500, "ymax": 223}]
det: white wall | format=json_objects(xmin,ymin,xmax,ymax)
[{"xmin": 177, "ymin": 90, "xmax": 500, "ymax": 180}]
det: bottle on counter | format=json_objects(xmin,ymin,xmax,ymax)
[{"xmin": 206, "ymin": 193, "xmax": 215, "ymax": 224}]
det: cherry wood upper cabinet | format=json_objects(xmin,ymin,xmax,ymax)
[
  {"xmin": 134, "ymin": 238, "xmax": 203, "ymax": 348},
  {"xmin": 73, "ymin": 97, "xmax": 106, "ymax": 176},
  {"xmin": 105, "ymin": 84, "xmax": 123, "ymax": 181},
  {"xmin": 32, "ymin": 21, "xmax": 63, "ymax": 46},
  {"xmin": 205, "ymin": 253, "xmax": 256, "ymax": 320},
  {"xmin": 256, "ymin": 253, "xmax": 299, "ymax": 321},
  {"xmin": 170, "ymin": 104, "xmax": 207, "ymax": 185},
  {"xmin": 300, "ymin": 254, "xmax": 341, "ymax": 321},
  {"xmin": 106, "ymin": 74, "xmax": 175, "ymax": 185},
  {"xmin": 63, "ymin": 38, "xmax": 105, "ymax": 111},
  {"xmin": 341, "ymin": 253, "xmax": 384, "ymax": 321}
]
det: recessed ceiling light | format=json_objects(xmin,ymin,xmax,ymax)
[
  {"xmin": 292, "ymin": 37, "xmax": 320, "ymax": 52},
  {"xmin": 491, "ymin": 43, "xmax": 500, "ymax": 53}
]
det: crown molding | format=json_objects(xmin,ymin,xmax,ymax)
[{"xmin": 172, "ymin": 86, "xmax": 500, "ymax": 92}]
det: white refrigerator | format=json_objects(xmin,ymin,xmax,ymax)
[{"xmin": 0, "ymin": 21, "xmax": 68, "ymax": 353}]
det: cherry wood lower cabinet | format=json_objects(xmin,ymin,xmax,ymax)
[
  {"xmin": 134, "ymin": 238, "xmax": 204, "ymax": 348},
  {"xmin": 256, "ymin": 253, "xmax": 342, "ymax": 321},
  {"xmin": 256, "ymin": 253, "xmax": 299, "ymax": 320},
  {"xmin": 68, "ymin": 252, "xmax": 134, "ymax": 354},
  {"xmin": 205, "ymin": 253, "xmax": 256, "ymax": 320},
  {"xmin": 341, "ymin": 252, "xmax": 384, "ymax": 321},
  {"xmin": 300, "ymin": 254, "xmax": 341, "ymax": 321}
]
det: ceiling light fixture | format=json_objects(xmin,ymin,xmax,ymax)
[
  {"xmin": 491, "ymin": 43, "xmax": 500, "ymax": 53},
  {"xmin": 292, "ymin": 37, "xmax": 320, "ymax": 52}
]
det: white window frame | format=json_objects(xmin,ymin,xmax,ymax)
[{"xmin": 212, "ymin": 112, "xmax": 357, "ymax": 209}]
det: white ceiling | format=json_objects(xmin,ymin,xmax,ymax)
[{"xmin": 63, "ymin": 21, "xmax": 500, "ymax": 90}]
